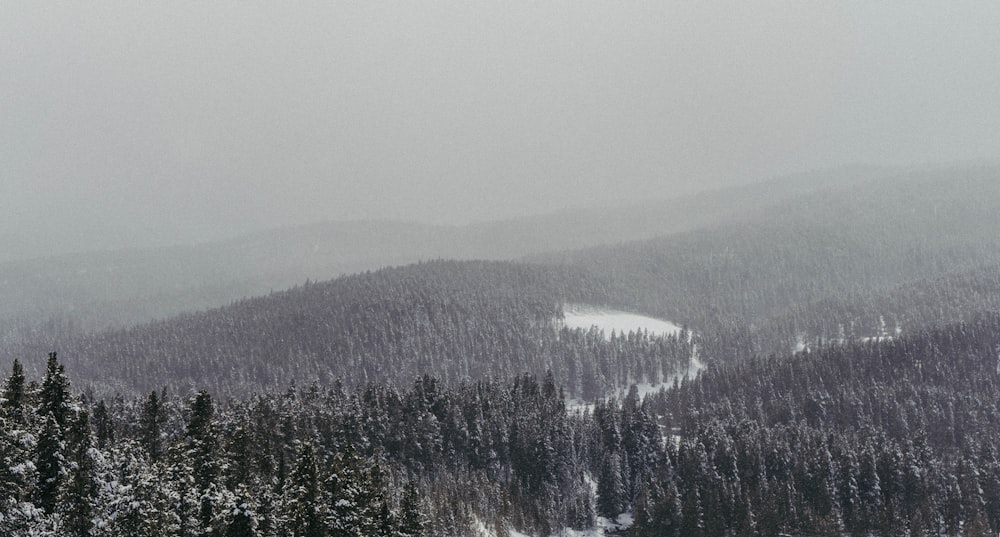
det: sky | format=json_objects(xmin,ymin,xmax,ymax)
[{"xmin": 2, "ymin": 1, "xmax": 999, "ymax": 260}]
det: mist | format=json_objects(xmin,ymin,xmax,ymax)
[{"xmin": 2, "ymin": 1, "xmax": 999, "ymax": 261}]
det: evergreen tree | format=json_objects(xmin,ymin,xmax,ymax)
[
  {"xmin": 652, "ymin": 480, "xmax": 683, "ymax": 537},
  {"xmin": 224, "ymin": 485, "xmax": 257, "ymax": 537},
  {"xmin": 59, "ymin": 409, "xmax": 99, "ymax": 537},
  {"xmin": 186, "ymin": 390, "xmax": 219, "ymax": 530},
  {"xmin": 283, "ymin": 441, "xmax": 326, "ymax": 537},
  {"xmin": 38, "ymin": 352, "xmax": 72, "ymax": 427},
  {"xmin": 0, "ymin": 415, "xmax": 32, "ymax": 507},
  {"xmin": 596, "ymin": 452, "xmax": 625, "ymax": 518},
  {"xmin": 1, "ymin": 358, "xmax": 27, "ymax": 424},
  {"xmin": 92, "ymin": 400, "xmax": 114, "ymax": 449},
  {"xmin": 680, "ymin": 486, "xmax": 705, "ymax": 537},
  {"xmin": 140, "ymin": 390, "xmax": 166, "ymax": 461},
  {"xmin": 166, "ymin": 445, "xmax": 202, "ymax": 537},
  {"xmin": 105, "ymin": 442, "xmax": 172, "ymax": 537},
  {"xmin": 35, "ymin": 413, "xmax": 64, "ymax": 514},
  {"xmin": 326, "ymin": 444, "xmax": 368, "ymax": 537},
  {"xmin": 396, "ymin": 481, "xmax": 425, "ymax": 537}
]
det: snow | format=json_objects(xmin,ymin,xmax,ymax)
[
  {"xmin": 793, "ymin": 316, "xmax": 903, "ymax": 353},
  {"xmin": 492, "ymin": 513, "xmax": 633, "ymax": 537},
  {"xmin": 472, "ymin": 475, "xmax": 635, "ymax": 536},
  {"xmin": 560, "ymin": 304, "xmax": 683, "ymax": 340},
  {"xmin": 608, "ymin": 354, "xmax": 705, "ymax": 400}
]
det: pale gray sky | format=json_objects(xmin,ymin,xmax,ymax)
[{"xmin": 2, "ymin": 1, "xmax": 999, "ymax": 259}]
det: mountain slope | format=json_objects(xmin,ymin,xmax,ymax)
[
  {"xmin": 10, "ymin": 260, "xmax": 694, "ymax": 398},
  {"xmin": 534, "ymin": 166, "xmax": 1000, "ymax": 360},
  {"xmin": 0, "ymin": 166, "xmax": 885, "ymax": 331}
]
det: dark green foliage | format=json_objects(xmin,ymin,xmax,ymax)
[
  {"xmin": 187, "ymin": 390, "xmax": 218, "ymax": 530},
  {"xmin": 0, "ymin": 416, "xmax": 29, "ymax": 506},
  {"xmin": 596, "ymin": 452, "xmax": 625, "ymax": 518},
  {"xmin": 284, "ymin": 442, "xmax": 325, "ymax": 537},
  {"xmin": 59, "ymin": 409, "xmax": 97, "ymax": 537},
  {"xmin": 34, "ymin": 413, "xmax": 64, "ymax": 514},
  {"xmin": 38, "ymin": 352, "xmax": 71, "ymax": 427},
  {"xmin": 8, "ymin": 297, "xmax": 1000, "ymax": 535},
  {"xmin": 92, "ymin": 399, "xmax": 114, "ymax": 449},
  {"xmin": 631, "ymin": 314, "xmax": 1000, "ymax": 536},
  {"xmin": 224, "ymin": 485, "xmax": 257, "ymax": 537},
  {"xmin": 1, "ymin": 358, "xmax": 26, "ymax": 423},
  {"xmin": 140, "ymin": 390, "xmax": 165, "ymax": 460},
  {"xmin": 397, "ymin": 482, "xmax": 425, "ymax": 537}
]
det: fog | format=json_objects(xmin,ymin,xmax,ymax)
[{"xmin": 2, "ymin": 1, "xmax": 999, "ymax": 261}]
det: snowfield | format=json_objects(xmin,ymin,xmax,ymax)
[
  {"xmin": 472, "ymin": 513, "xmax": 633, "ymax": 537},
  {"xmin": 561, "ymin": 304, "xmax": 704, "ymax": 411},
  {"xmin": 560, "ymin": 304, "xmax": 683, "ymax": 340}
]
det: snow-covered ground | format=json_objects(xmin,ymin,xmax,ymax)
[
  {"xmin": 472, "ymin": 513, "xmax": 633, "ymax": 537},
  {"xmin": 608, "ymin": 354, "xmax": 705, "ymax": 399},
  {"xmin": 560, "ymin": 305, "xmax": 704, "ymax": 412},
  {"xmin": 471, "ymin": 307, "xmax": 693, "ymax": 537},
  {"xmin": 561, "ymin": 304, "xmax": 683, "ymax": 340},
  {"xmin": 793, "ymin": 316, "xmax": 903, "ymax": 354}
]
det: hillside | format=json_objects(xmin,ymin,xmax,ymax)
[
  {"xmin": 535, "ymin": 166, "xmax": 1000, "ymax": 361},
  {"xmin": 0, "ymin": 166, "xmax": 883, "ymax": 332},
  {"xmin": 3, "ymin": 168, "xmax": 1000, "ymax": 536},
  {"xmin": 7, "ymin": 260, "xmax": 694, "ymax": 399},
  {"xmin": 5, "ymin": 166, "xmax": 999, "ymax": 398},
  {"xmin": 6, "ymin": 308, "xmax": 1000, "ymax": 535}
]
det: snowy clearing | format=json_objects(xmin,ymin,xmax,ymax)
[
  {"xmin": 473, "ymin": 513, "xmax": 633, "ymax": 537},
  {"xmin": 607, "ymin": 354, "xmax": 706, "ymax": 399},
  {"xmin": 561, "ymin": 305, "xmax": 704, "ymax": 413},
  {"xmin": 560, "ymin": 304, "xmax": 683, "ymax": 340},
  {"xmin": 566, "ymin": 355, "xmax": 706, "ymax": 414}
]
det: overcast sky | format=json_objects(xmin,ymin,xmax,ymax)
[{"xmin": 2, "ymin": 1, "xmax": 999, "ymax": 259}]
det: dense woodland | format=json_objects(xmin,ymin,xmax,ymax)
[
  {"xmin": 3, "ymin": 170, "xmax": 1000, "ymax": 535},
  {"xmin": 6, "ymin": 315, "xmax": 1000, "ymax": 535},
  {"xmin": 3, "ymin": 261, "xmax": 699, "ymax": 400}
]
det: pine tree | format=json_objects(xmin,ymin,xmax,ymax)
[
  {"xmin": 92, "ymin": 400, "xmax": 114, "ymax": 449},
  {"xmin": 0, "ymin": 416, "xmax": 31, "ymax": 506},
  {"xmin": 105, "ymin": 443, "xmax": 172, "ymax": 537},
  {"xmin": 140, "ymin": 391, "xmax": 166, "ymax": 461},
  {"xmin": 396, "ymin": 481, "xmax": 425, "ymax": 537},
  {"xmin": 59, "ymin": 409, "xmax": 99, "ymax": 537},
  {"xmin": 35, "ymin": 413, "xmax": 65, "ymax": 514},
  {"xmin": 652, "ymin": 480, "xmax": 683, "ymax": 537},
  {"xmin": 680, "ymin": 485, "xmax": 705, "ymax": 537},
  {"xmin": 597, "ymin": 452, "xmax": 626, "ymax": 518},
  {"xmin": 1, "ymin": 358, "xmax": 27, "ymax": 424},
  {"xmin": 186, "ymin": 390, "xmax": 219, "ymax": 530},
  {"xmin": 166, "ymin": 445, "xmax": 202, "ymax": 537},
  {"xmin": 224, "ymin": 485, "xmax": 258, "ymax": 537},
  {"xmin": 326, "ymin": 444, "xmax": 367, "ymax": 537},
  {"xmin": 38, "ymin": 352, "xmax": 72, "ymax": 427},
  {"xmin": 283, "ymin": 441, "xmax": 326, "ymax": 537}
]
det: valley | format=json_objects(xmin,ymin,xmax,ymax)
[{"xmin": 3, "ymin": 166, "xmax": 1000, "ymax": 536}]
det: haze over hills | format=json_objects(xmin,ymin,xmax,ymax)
[
  {"xmin": 5, "ymin": 164, "xmax": 999, "ymax": 398},
  {"xmin": 6, "ymin": 2, "xmax": 1000, "ymax": 534},
  {"xmin": 4, "ymin": 169, "xmax": 1000, "ymax": 536},
  {"xmin": 0, "ymin": 164, "xmax": 901, "ymax": 331}
]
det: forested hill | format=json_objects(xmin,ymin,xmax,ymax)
[
  {"xmin": 0, "ymin": 165, "xmax": 882, "ymax": 332},
  {"xmin": 534, "ymin": 169, "xmax": 1000, "ymax": 360},
  {"xmin": 631, "ymin": 313, "xmax": 1000, "ymax": 536},
  {"xmin": 5, "ymin": 309, "xmax": 1000, "ymax": 535},
  {"xmin": 6, "ymin": 168, "xmax": 999, "ymax": 398},
  {"xmin": 9, "ymin": 260, "xmax": 695, "ymax": 399}
]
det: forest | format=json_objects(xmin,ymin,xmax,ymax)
[
  {"xmin": 6, "ymin": 313, "xmax": 1000, "ymax": 535},
  {"xmin": 3, "ymin": 168, "xmax": 1000, "ymax": 536}
]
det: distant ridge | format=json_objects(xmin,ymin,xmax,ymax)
[{"xmin": 0, "ymin": 165, "xmax": 888, "ymax": 330}]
